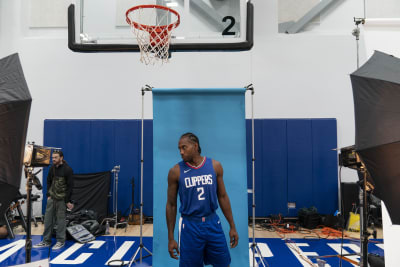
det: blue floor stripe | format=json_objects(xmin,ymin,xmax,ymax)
[{"xmin": 0, "ymin": 235, "xmax": 383, "ymax": 266}]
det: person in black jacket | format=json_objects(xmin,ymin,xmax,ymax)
[{"xmin": 33, "ymin": 150, "xmax": 74, "ymax": 250}]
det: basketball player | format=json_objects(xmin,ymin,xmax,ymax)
[{"xmin": 166, "ymin": 133, "xmax": 238, "ymax": 267}]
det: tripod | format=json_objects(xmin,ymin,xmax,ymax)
[
  {"xmin": 128, "ymin": 85, "xmax": 152, "ymax": 267},
  {"xmin": 246, "ymin": 84, "xmax": 268, "ymax": 267}
]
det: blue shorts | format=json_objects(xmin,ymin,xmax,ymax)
[{"xmin": 179, "ymin": 213, "xmax": 231, "ymax": 267}]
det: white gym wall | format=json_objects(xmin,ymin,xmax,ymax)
[
  {"xmin": 1, "ymin": 1, "xmax": 400, "ymax": 264},
  {"xmin": 0, "ymin": 0, "xmax": 365, "ymax": 219}
]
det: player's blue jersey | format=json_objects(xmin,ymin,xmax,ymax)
[{"xmin": 178, "ymin": 157, "xmax": 219, "ymax": 218}]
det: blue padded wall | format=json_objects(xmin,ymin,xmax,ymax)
[
  {"xmin": 43, "ymin": 120, "xmax": 153, "ymax": 217},
  {"xmin": 246, "ymin": 119, "xmax": 338, "ymax": 217},
  {"xmin": 44, "ymin": 118, "xmax": 337, "ymax": 217},
  {"xmin": 287, "ymin": 120, "xmax": 314, "ymax": 216},
  {"xmin": 311, "ymin": 119, "xmax": 339, "ymax": 214},
  {"xmin": 246, "ymin": 119, "xmax": 289, "ymax": 217}
]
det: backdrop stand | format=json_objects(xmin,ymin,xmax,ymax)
[
  {"xmin": 245, "ymin": 84, "xmax": 268, "ymax": 267},
  {"xmin": 128, "ymin": 85, "xmax": 153, "ymax": 267}
]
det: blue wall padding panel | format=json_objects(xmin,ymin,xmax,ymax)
[
  {"xmin": 43, "ymin": 118, "xmax": 338, "ymax": 218},
  {"xmin": 89, "ymin": 121, "xmax": 115, "ymax": 173},
  {"xmin": 287, "ymin": 120, "xmax": 314, "ymax": 216},
  {"xmin": 246, "ymin": 119, "xmax": 289, "ymax": 217},
  {"xmin": 245, "ymin": 119, "xmax": 338, "ymax": 217},
  {"xmin": 152, "ymin": 88, "xmax": 249, "ymax": 267},
  {"xmin": 311, "ymin": 119, "xmax": 338, "ymax": 214},
  {"xmin": 263, "ymin": 120, "xmax": 289, "ymax": 216}
]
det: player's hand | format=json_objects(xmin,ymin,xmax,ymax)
[
  {"xmin": 168, "ymin": 239, "xmax": 180, "ymax": 259},
  {"xmin": 229, "ymin": 228, "xmax": 239, "ymax": 248}
]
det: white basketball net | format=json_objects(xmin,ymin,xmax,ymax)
[{"xmin": 126, "ymin": 6, "xmax": 180, "ymax": 65}]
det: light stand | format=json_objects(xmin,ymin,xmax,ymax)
[
  {"xmin": 352, "ymin": 17, "xmax": 365, "ymax": 69},
  {"xmin": 104, "ymin": 165, "xmax": 128, "ymax": 243},
  {"xmin": 339, "ymin": 146, "xmax": 371, "ymax": 267},
  {"xmin": 110, "ymin": 165, "xmax": 128, "ymax": 234},
  {"xmin": 352, "ymin": 17, "xmax": 369, "ymax": 267},
  {"xmin": 128, "ymin": 85, "xmax": 153, "ymax": 267},
  {"xmin": 358, "ymin": 164, "xmax": 370, "ymax": 267},
  {"xmin": 24, "ymin": 167, "xmax": 34, "ymax": 263},
  {"xmin": 23, "ymin": 167, "xmax": 44, "ymax": 263},
  {"xmin": 246, "ymin": 84, "xmax": 268, "ymax": 267},
  {"xmin": 105, "ymin": 166, "xmax": 131, "ymax": 266},
  {"xmin": 22, "ymin": 143, "xmax": 54, "ymax": 263}
]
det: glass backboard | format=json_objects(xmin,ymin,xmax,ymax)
[{"xmin": 69, "ymin": 0, "xmax": 253, "ymax": 52}]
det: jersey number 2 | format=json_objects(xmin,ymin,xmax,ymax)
[{"xmin": 197, "ymin": 187, "xmax": 205, "ymax": 200}]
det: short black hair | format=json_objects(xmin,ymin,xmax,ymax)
[
  {"xmin": 53, "ymin": 150, "xmax": 64, "ymax": 158},
  {"xmin": 180, "ymin": 133, "xmax": 201, "ymax": 154}
]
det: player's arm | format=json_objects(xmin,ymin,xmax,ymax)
[
  {"xmin": 214, "ymin": 159, "xmax": 239, "ymax": 248},
  {"xmin": 166, "ymin": 164, "xmax": 180, "ymax": 259}
]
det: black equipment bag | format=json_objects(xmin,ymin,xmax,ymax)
[
  {"xmin": 67, "ymin": 224, "xmax": 95, "ymax": 243},
  {"xmin": 298, "ymin": 207, "xmax": 321, "ymax": 229}
]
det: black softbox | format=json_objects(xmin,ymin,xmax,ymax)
[
  {"xmin": 350, "ymin": 50, "xmax": 400, "ymax": 225},
  {"xmin": 0, "ymin": 54, "xmax": 32, "ymax": 219}
]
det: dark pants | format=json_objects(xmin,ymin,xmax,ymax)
[{"xmin": 43, "ymin": 198, "xmax": 66, "ymax": 243}]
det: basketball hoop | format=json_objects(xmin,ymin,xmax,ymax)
[{"xmin": 126, "ymin": 5, "xmax": 180, "ymax": 65}]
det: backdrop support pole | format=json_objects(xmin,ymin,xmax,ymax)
[
  {"xmin": 129, "ymin": 85, "xmax": 153, "ymax": 267},
  {"xmin": 245, "ymin": 84, "xmax": 268, "ymax": 267}
]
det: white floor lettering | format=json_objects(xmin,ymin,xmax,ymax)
[
  {"xmin": 248, "ymin": 242, "xmax": 273, "ymax": 267},
  {"xmin": 50, "ymin": 240, "xmax": 105, "ymax": 264},
  {"xmin": 327, "ymin": 243, "xmax": 360, "ymax": 267},
  {"xmin": 105, "ymin": 241, "xmax": 135, "ymax": 266},
  {"xmin": 287, "ymin": 242, "xmax": 332, "ymax": 267},
  {"xmin": 0, "ymin": 240, "xmax": 25, "ymax": 263}
]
